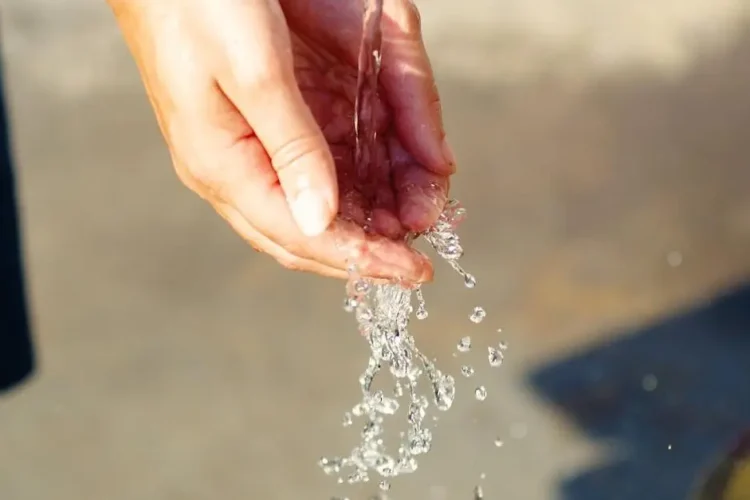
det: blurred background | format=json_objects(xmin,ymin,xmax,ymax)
[{"xmin": 1, "ymin": 0, "xmax": 750, "ymax": 498}]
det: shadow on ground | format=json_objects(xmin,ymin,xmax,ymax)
[{"xmin": 529, "ymin": 282, "xmax": 750, "ymax": 500}]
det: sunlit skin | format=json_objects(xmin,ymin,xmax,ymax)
[{"xmin": 108, "ymin": 0, "xmax": 455, "ymax": 282}]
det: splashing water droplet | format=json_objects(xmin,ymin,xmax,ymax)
[
  {"xmin": 494, "ymin": 438, "xmax": 504, "ymax": 447},
  {"xmin": 461, "ymin": 365, "xmax": 475, "ymax": 377},
  {"xmin": 642, "ymin": 374, "xmax": 658, "ymax": 391},
  {"xmin": 415, "ymin": 287, "xmax": 428, "ymax": 320},
  {"xmin": 433, "ymin": 374, "xmax": 456, "ymax": 412},
  {"xmin": 344, "ymin": 297, "xmax": 358, "ymax": 312},
  {"xmin": 393, "ymin": 381, "xmax": 404, "ymax": 397},
  {"xmin": 474, "ymin": 485, "xmax": 485, "ymax": 499},
  {"xmin": 475, "ymin": 386, "xmax": 488, "ymax": 401},
  {"xmin": 469, "ymin": 307, "xmax": 486, "ymax": 324},
  {"xmin": 379, "ymin": 480, "xmax": 391, "ymax": 491},
  {"xmin": 343, "ymin": 412, "xmax": 353, "ymax": 427},
  {"xmin": 464, "ymin": 273, "xmax": 477, "ymax": 288},
  {"xmin": 498, "ymin": 340, "xmax": 508, "ymax": 350},
  {"xmin": 488, "ymin": 347, "xmax": 504, "ymax": 367},
  {"xmin": 457, "ymin": 336, "xmax": 472, "ymax": 352}
]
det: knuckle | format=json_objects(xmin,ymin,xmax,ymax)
[
  {"xmin": 163, "ymin": 124, "xmax": 222, "ymax": 197},
  {"xmin": 233, "ymin": 60, "xmax": 288, "ymax": 93},
  {"xmin": 269, "ymin": 134, "xmax": 328, "ymax": 175},
  {"xmin": 276, "ymin": 253, "xmax": 306, "ymax": 272},
  {"xmin": 277, "ymin": 238, "xmax": 307, "ymax": 259}
]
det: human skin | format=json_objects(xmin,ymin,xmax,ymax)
[{"xmin": 107, "ymin": 0, "xmax": 455, "ymax": 282}]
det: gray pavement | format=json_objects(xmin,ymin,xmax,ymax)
[{"xmin": 2, "ymin": 0, "xmax": 750, "ymax": 499}]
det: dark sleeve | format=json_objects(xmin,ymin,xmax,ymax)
[{"xmin": 0, "ymin": 47, "xmax": 35, "ymax": 393}]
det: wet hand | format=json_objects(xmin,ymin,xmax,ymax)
[{"xmin": 109, "ymin": 0, "xmax": 455, "ymax": 281}]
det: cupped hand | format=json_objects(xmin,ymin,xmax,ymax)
[{"xmin": 109, "ymin": 0, "xmax": 455, "ymax": 282}]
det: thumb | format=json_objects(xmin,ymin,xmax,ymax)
[
  {"xmin": 241, "ymin": 80, "xmax": 339, "ymax": 238},
  {"xmin": 220, "ymin": 4, "xmax": 338, "ymax": 237}
]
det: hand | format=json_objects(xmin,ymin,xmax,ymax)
[{"xmin": 109, "ymin": 0, "xmax": 455, "ymax": 282}]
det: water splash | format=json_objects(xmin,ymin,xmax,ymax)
[
  {"xmin": 469, "ymin": 307, "xmax": 486, "ymax": 324},
  {"xmin": 319, "ymin": 202, "xmax": 472, "ymax": 485},
  {"xmin": 487, "ymin": 347, "xmax": 504, "ymax": 367},
  {"xmin": 474, "ymin": 386, "xmax": 488, "ymax": 402},
  {"xmin": 457, "ymin": 336, "xmax": 472, "ymax": 353}
]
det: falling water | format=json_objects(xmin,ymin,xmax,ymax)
[
  {"xmin": 354, "ymin": 0, "xmax": 384, "ymax": 194},
  {"xmin": 319, "ymin": 200, "xmax": 471, "ymax": 486},
  {"xmin": 319, "ymin": 0, "xmax": 502, "ymax": 494}
]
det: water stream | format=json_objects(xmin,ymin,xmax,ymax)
[{"xmin": 319, "ymin": 0, "xmax": 502, "ymax": 495}]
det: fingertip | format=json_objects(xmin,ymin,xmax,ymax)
[
  {"xmin": 440, "ymin": 137, "xmax": 458, "ymax": 175},
  {"xmin": 289, "ymin": 189, "xmax": 336, "ymax": 237},
  {"xmin": 393, "ymin": 161, "xmax": 449, "ymax": 233},
  {"xmin": 399, "ymin": 197, "xmax": 442, "ymax": 233},
  {"xmin": 416, "ymin": 253, "xmax": 435, "ymax": 283},
  {"xmin": 347, "ymin": 234, "xmax": 430, "ymax": 283},
  {"xmin": 371, "ymin": 208, "xmax": 406, "ymax": 239}
]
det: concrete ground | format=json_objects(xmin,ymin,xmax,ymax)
[{"xmin": 2, "ymin": 0, "xmax": 750, "ymax": 499}]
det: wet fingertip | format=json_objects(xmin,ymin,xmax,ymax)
[
  {"xmin": 372, "ymin": 208, "xmax": 406, "ymax": 239},
  {"xmin": 399, "ymin": 200, "xmax": 441, "ymax": 233},
  {"xmin": 439, "ymin": 137, "xmax": 458, "ymax": 175},
  {"xmin": 418, "ymin": 260, "xmax": 434, "ymax": 283},
  {"xmin": 398, "ymin": 249, "xmax": 433, "ymax": 285}
]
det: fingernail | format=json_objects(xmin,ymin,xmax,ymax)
[
  {"xmin": 290, "ymin": 189, "xmax": 332, "ymax": 237},
  {"xmin": 441, "ymin": 137, "xmax": 457, "ymax": 172}
]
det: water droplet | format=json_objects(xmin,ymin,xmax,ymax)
[
  {"xmin": 379, "ymin": 480, "xmax": 391, "ymax": 491},
  {"xmin": 473, "ymin": 485, "xmax": 484, "ymax": 499},
  {"xmin": 407, "ymin": 402, "xmax": 426, "ymax": 424},
  {"xmin": 642, "ymin": 374, "xmax": 658, "ymax": 391},
  {"xmin": 469, "ymin": 307, "xmax": 486, "ymax": 323},
  {"xmin": 342, "ymin": 412, "xmax": 353, "ymax": 427},
  {"xmin": 488, "ymin": 347, "xmax": 504, "ymax": 367},
  {"xmin": 668, "ymin": 444, "xmax": 672, "ymax": 450},
  {"xmin": 480, "ymin": 472, "xmax": 486, "ymax": 480},
  {"xmin": 461, "ymin": 365, "xmax": 475, "ymax": 377},
  {"xmin": 344, "ymin": 297, "xmax": 358, "ymax": 312},
  {"xmin": 355, "ymin": 279, "xmax": 371, "ymax": 294},
  {"xmin": 318, "ymin": 457, "xmax": 343, "ymax": 475},
  {"xmin": 667, "ymin": 251, "xmax": 683, "ymax": 267},
  {"xmin": 464, "ymin": 273, "xmax": 476, "ymax": 288},
  {"xmin": 415, "ymin": 287, "xmax": 428, "ymax": 320},
  {"xmin": 494, "ymin": 438, "xmax": 504, "ymax": 447},
  {"xmin": 498, "ymin": 340, "xmax": 508, "ymax": 350},
  {"xmin": 475, "ymin": 386, "xmax": 488, "ymax": 401},
  {"xmin": 373, "ymin": 395, "xmax": 400, "ymax": 415},
  {"xmin": 457, "ymin": 336, "xmax": 472, "ymax": 352},
  {"xmin": 393, "ymin": 382, "xmax": 404, "ymax": 397},
  {"xmin": 434, "ymin": 374, "xmax": 456, "ymax": 411}
]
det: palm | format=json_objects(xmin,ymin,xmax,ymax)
[{"xmin": 283, "ymin": 2, "xmax": 449, "ymax": 238}]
